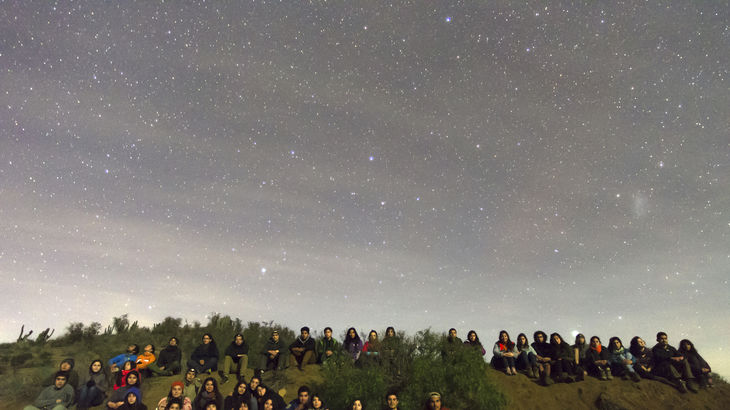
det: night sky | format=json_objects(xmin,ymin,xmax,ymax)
[{"xmin": 2, "ymin": 2, "xmax": 729, "ymax": 376}]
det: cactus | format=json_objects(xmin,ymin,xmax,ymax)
[
  {"xmin": 17, "ymin": 325, "xmax": 33, "ymax": 342},
  {"xmin": 35, "ymin": 328, "xmax": 54, "ymax": 344}
]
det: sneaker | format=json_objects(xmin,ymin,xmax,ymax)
[
  {"xmin": 677, "ymin": 380, "xmax": 688, "ymax": 393},
  {"xmin": 687, "ymin": 381, "xmax": 699, "ymax": 393},
  {"xmin": 600, "ymin": 369, "xmax": 608, "ymax": 381},
  {"xmin": 606, "ymin": 370, "xmax": 614, "ymax": 381}
]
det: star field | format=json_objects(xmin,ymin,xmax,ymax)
[{"xmin": 1, "ymin": 1, "xmax": 729, "ymax": 376}]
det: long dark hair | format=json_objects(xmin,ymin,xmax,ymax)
[
  {"xmin": 466, "ymin": 330, "xmax": 482, "ymax": 346},
  {"xmin": 679, "ymin": 339, "xmax": 698, "ymax": 355},
  {"xmin": 573, "ymin": 333, "xmax": 586, "ymax": 347},
  {"xmin": 533, "ymin": 331, "xmax": 547, "ymax": 343},
  {"xmin": 311, "ymin": 393, "xmax": 325, "ymax": 409},
  {"xmin": 608, "ymin": 336, "xmax": 624, "ymax": 352},
  {"xmin": 549, "ymin": 332, "xmax": 565, "ymax": 346},
  {"xmin": 195, "ymin": 377, "xmax": 222, "ymax": 408},
  {"xmin": 88, "ymin": 359, "xmax": 104, "ymax": 374},
  {"xmin": 115, "ymin": 360, "xmax": 137, "ymax": 387},
  {"xmin": 516, "ymin": 333, "xmax": 530, "ymax": 350},
  {"xmin": 344, "ymin": 327, "xmax": 361, "ymax": 345},
  {"xmin": 497, "ymin": 330, "xmax": 515, "ymax": 350}
]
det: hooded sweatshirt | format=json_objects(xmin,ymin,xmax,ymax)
[{"xmin": 119, "ymin": 386, "xmax": 147, "ymax": 410}]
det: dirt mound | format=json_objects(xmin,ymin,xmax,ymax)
[{"xmin": 488, "ymin": 368, "xmax": 730, "ymax": 410}]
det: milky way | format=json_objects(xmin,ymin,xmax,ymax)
[{"xmin": 1, "ymin": 1, "xmax": 728, "ymax": 376}]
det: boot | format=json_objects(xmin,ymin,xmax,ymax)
[
  {"xmin": 630, "ymin": 372, "xmax": 641, "ymax": 382},
  {"xmin": 605, "ymin": 368, "xmax": 614, "ymax": 380},
  {"xmin": 600, "ymin": 368, "xmax": 608, "ymax": 381},
  {"xmin": 527, "ymin": 366, "xmax": 535, "ymax": 378},
  {"xmin": 677, "ymin": 379, "xmax": 688, "ymax": 393},
  {"xmin": 218, "ymin": 370, "xmax": 229, "ymax": 384},
  {"xmin": 542, "ymin": 371, "xmax": 554, "ymax": 386}
]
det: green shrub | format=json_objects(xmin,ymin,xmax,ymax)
[{"xmin": 314, "ymin": 329, "xmax": 505, "ymax": 410}]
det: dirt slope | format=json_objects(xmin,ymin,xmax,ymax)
[{"xmin": 489, "ymin": 368, "xmax": 730, "ymax": 410}]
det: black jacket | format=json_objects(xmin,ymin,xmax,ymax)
[
  {"xmin": 224, "ymin": 341, "xmax": 250, "ymax": 363},
  {"xmin": 158, "ymin": 345, "xmax": 182, "ymax": 368},
  {"xmin": 289, "ymin": 336, "xmax": 315, "ymax": 352}
]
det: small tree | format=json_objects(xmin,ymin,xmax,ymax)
[{"xmin": 65, "ymin": 322, "xmax": 85, "ymax": 344}]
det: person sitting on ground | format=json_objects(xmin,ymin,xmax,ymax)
[
  {"xmin": 256, "ymin": 384, "xmax": 286, "ymax": 410},
  {"xmin": 679, "ymin": 339, "xmax": 713, "ymax": 389},
  {"xmin": 182, "ymin": 368, "xmax": 202, "ymax": 401},
  {"xmin": 136, "ymin": 344, "xmax": 156, "ymax": 378},
  {"xmin": 572, "ymin": 334, "xmax": 589, "ymax": 381},
  {"xmin": 248, "ymin": 376, "xmax": 262, "ymax": 406},
  {"xmin": 531, "ymin": 331, "xmax": 553, "ymax": 385},
  {"xmin": 652, "ymin": 331, "xmax": 695, "ymax": 393},
  {"xmin": 107, "ymin": 370, "xmax": 142, "ymax": 409},
  {"xmin": 24, "ymin": 371, "xmax": 74, "ymax": 410},
  {"xmin": 285, "ymin": 385, "xmax": 310, "ymax": 410},
  {"xmin": 165, "ymin": 398, "xmax": 184, "ymax": 410},
  {"xmin": 441, "ymin": 328, "xmax": 462, "ymax": 359},
  {"xmin": 109, "ymin": 345, "xmax": 140, "ymax": 373},
  {"xmin": 515, "ymin": 333, "xmax": 538, "ymax": 378},
  {"xmin": 187, "ymin": 334, "xmax": 220, "ymax": 376},
  {"xmin": 425, "ymin": 392, "xmax": 450, "ymax": 410},
  {"xmin": 262, "ymin": 330, "xmax": 283, "ymax": 372},
  {"xmin": 149, "ymin": 337, "xmax": 183, "ymax": 377},
  {"xmin": 309, "ymin": 393, "xmax": 326, "ymax": 410},
  {"xmin": 220, "ymin": 333, "xmax": 250, "ymax": 384},
  {"xmin": 43, "ymin": 358, "xmax": 80, "ymax": 392},
  {"xmin": 289, "ymin": 327, "xmax": 316, "ymax": 370},
  {"xmin": 550, "ymin": 332, "xmax": 576, "ymax": 383},
  {"xmin": 362, "ymin": 330, "xmax": 381, "ymax": 364},
  {"xmin": 77, "ymin": 359, "xmax": 109, "ymax": 410},
  {"xmin": 631, "ymin": 334, "xmax": 677, "ymax": 387},
  {"xmin": 607, "ymin": 337, "xmax": 640, "ymax": 382},
  {"xmin": 316, "ymin": 327, "xmax": 340, "ymax": 364},
  {"xmin": 463, "ymin": 330, "xmax": 486, "ymax": 355},
  {"xmin": 385, "ymin": 391, "xmax": 399, "ymax": 410},
  {"xmin": 157, "ymin": 381, "xmax": 193, "ymax": 410},
  {"xmin": 113, "ymin": 361, "xmax": 139, "ymax": 391},
  {"xmin": 586, "ymin": 336, "xmax": 612, "ymax": 381},
  {"xmin": 193, "ymin": 377, "xmax": 223, "ymax": 410},
  {"xmin": 223, "ymin": 380, "xmax": 254, "ymax": 410},
  {"xmin": 492, "ymin": 330, "xmax": 518, "ymax": 375},
  {"xmin": 343, "ymin": 327, "xmax": 363, "ymax": 362},
  {"xmin": 382, "ymin": 327, "xmax": 398, "ymax": 361},
  {"xmin": 119, "ymin": 387, "xmax": 147, "ymax": 410}
]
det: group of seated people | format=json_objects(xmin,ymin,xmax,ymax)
[
  {"xmin": 22, "ymin": 326, "xmax": 713, "ymax": 409},
  {"xmin": 482, "ymin": 329, "xmax": 713, "ymax": 392}
]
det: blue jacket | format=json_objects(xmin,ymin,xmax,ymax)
[
  {"xmin": 109, "ymin": 353, "xmax": 137, "ymax": 368},
  {"xmin": 608, "ymin": 348, "xmax": 635, "ymax": 366}
]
